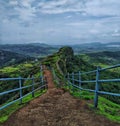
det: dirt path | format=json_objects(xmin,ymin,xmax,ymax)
[{"xmin": 2, "ymin": 68, "xmax": 120, "ymax": 126}]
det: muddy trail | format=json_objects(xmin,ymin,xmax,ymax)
[{"xmin": 2, "ymin": 68, "xmax": 120, "ymax": 126}]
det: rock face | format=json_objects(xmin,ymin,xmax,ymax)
[
  {"xmin": 58, "ymin": 46, "xmax": 74, "ymax": 59},
  {"xmin": 58, "ymin": 46, "xmax": 74, "ymax": 74}
]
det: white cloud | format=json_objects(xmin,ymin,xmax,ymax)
[
  {"xmin": 89, "ymin": 29, "xmax": 99, "ymax": 34},
  {"xmin": 111, "ymin": 33, "xmax": 120, "ymax": 37},
  {"xmin": 86, "ymin": 0, "xmax": 120, "ymax": 16},
  {"xmin": 37, "ymin": 0, "xmax": 85, "ymax": 14},
  {"xmin": 0, "ymin": 0, "xmax": 120, "ymax": 44},
  {"xmin": 67, "ymin": 22, "xmax": 84, "ymax": 26},
  {"xmin": 14, "ymin": 6, "xmax": 36, "ymax": 21},
  {"xmin": 111, "ymin": 29, "xmax": 120, "ymax": 37},
  {"xmin": 21, "ymin": 0, "xmax": 31, "ymax": 8},
  {"xmin": 9, "ymin": 0, "xmax": 18, "ymax": 6},
  {"xmin": 66, "ymin": 15, "xmax": 72, "ymax": 18}
]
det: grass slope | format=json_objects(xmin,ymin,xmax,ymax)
[
  {"xmin": 42, "ymin": 46, "xmax": 120, "ymax": 123},
  {"xmin": 65, "ymin": 85, "xmax": 120, "ymax": 123}
]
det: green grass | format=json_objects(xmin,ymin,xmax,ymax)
[
  {"xmin": 0, "ymin": 67, "xmax": 19, "ymax": 73},
  {"xmin": 64, "ymin": 85, "xmax": 120, "ymax": 123},
  {"xmin": 96, "ymin": 97, "xmax": 120, "ymax": 123},
  {"xmin": 0, "ymin": 89, "xmax": 47, "ymax": 124}
]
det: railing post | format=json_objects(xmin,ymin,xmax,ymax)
[
  {"xmin": 78, "ymin": 71, "xmax": 81, "ymax": 87},
  {"xmin": 94, "ymin": 67, "xmax": 100, "ymax": 108},
  {"xmin": 19, "ymin": 76, "xmax": 22, "ymax": 104},
  {"xmin": 67, "ymin": 73, "xmax": 70, "ymax": 86},
  {"xmin": 40, "ymin": 65, "xmax": 44, "ymax": 86},
  {"xmin": 72, "ymin": 72, "xmax": 74, "ymax": 85},
  {"xmin": 32, "ymin": 75, "xmax": 35, "ymax": 97}
]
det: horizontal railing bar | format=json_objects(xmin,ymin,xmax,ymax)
[
  {"xmin": 68, "ymin": 64, "xmax": 120, "ymax": 76},
  {"xmin": 72, "ymin": 84, "xmax": 95, "ymax": 92},
  {"xmin": 81, "ymin": 70, "xmax": 97, "ymax": 75},
  {"xmin": 69, "ymin": 70, "xmax": 97, "ymax": 76},
  {"xmin": 73, "ymin": 79, "xmax": 96, "ymax": 83},
  {"xmin": 21, "ymin": 85, "xmax": 32, "ymax": 89},
  {"xmin": 33, "ymin": 83, "xmax": 40, "ymax": 86},
  {"xmin": 0, "ymin": 77, "xmax": 43, "ymax": 81},
  {"xmin": 71, "ymin": 83, "xmax": 83, "ymax": 89},
  {"xmin": 0, "ymin": 88, "xmax": 20, "ymax": 96},
  {"xmin": 81, "ymin": 80, "xmax": 96, "ymax": 83},
  {"xmin": 72, "ymin": 84, "xmax": 120, "ymax": 96},
  {"xmin": 0, "ymin": 96, "xmax": 22, "ymax": 110},
  {"xmin": 22, "ymin": 78, "xmax": 33, "ymax": 80},
  {"xmin": 22, "ymin": 77, "xmax": 42, "ymax": 80},
  {"xmin": 99, "ymin": 79, "xmax": 120, "ymax": 83},
  {"xmin": 100, "ymin": 64, "xmax": 120, "ymax": 71},
  {"xmin": 74, "ymin": 79, "xmax": 80, "ymax": 82},
  {"xmin": 0, "ymin": 78, "xmax": 20, "ymax": 81},
  {"xmin": 69, "ymin": 78, "xmax": 120, "ymax": 83},
  {"xmin": 98, "ymin": 91, "xmax": 120, "ymax": 97},
  {"xmin": 82, "ymin": 88, "xmax": 95, "ymax": 92},
  {"xmin": 0, "ymin": 82, "xmax": 43, "ymax": 96},
  {"xmin": 0, "ymin": 84, "xmax": 46, "ymax": 110},
  {"xmin": 0, "ymin": 85, "xmax": 33, "ymax": 95},
  {"xmin": 33, "ymin": 85, "xmax": 47, "ymax": 92}
]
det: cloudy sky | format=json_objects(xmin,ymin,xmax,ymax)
[{"xmin": 0, "ymin": 0, "xmax": 120, "ymax": 44}]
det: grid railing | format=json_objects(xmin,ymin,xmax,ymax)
[
  {"xmin": 0, "ymin": 66, "xmax": 47, "ymax": 110},
  {"xmin": 67, "ymin": 64, "xmax": 120, "ymax": 107}
]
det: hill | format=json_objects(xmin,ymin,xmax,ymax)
[
  {"xmin": 41, "ymin": 46, "xmax": 120, "ymax": 123},
  {"xmin": 0, "ymin": 46, "xmax": 120, "ymax": 124},
  {"xmin": 85, "ymin": 51, "xmax": 120, "ymax": 65},
  {"xmin": 71, "ymin": 42, "xmax": 120, "ymax": 54},
  {"xmin": 0, "ymin": 49, "xmax": 33, "ymax": 68},
  {"xmin": 43, "ymin": 47, "xmax": 120, "ymax": 104},
  {"xmin": 0, "ymin": 43, "xmax": 58, "ymax": 58}
]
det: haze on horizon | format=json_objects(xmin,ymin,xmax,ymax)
[{"xmin": 0, "ymin": 0, "xmax": 120, "ymax": 45}]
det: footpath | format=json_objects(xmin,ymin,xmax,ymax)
[{"xmin": 2, "ymin": 68, "xmax": 120, "ymax": 126}]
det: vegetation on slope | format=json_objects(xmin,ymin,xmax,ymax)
[
  {"xmin": 65, "ymin": 85, "xmax": 120, "ymax": 123},
  {"xmin": 0, "ymin": 49, "xmax": 33, "ymax": 68},
  {"xmin": 0, "ymin": 60, "xmax": 43, "ymax": 105},
  {"xmin": 42, "ymin": 46, "xmax": 120, "ymax": 123},
  {"xmin": 0, "ymin": 46, "xmax": 120, "ymax": 123},
  {"xmin": 0, "ymin": 43, "xmax": 58, "ymax": 58}
]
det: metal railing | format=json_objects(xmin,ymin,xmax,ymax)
[
  {"xmin": 0, "ymin": 65, "xmax": 47, "ymax": 111},
  {"xmin": 67, "ymin": 64, "xmax": 120, "ymax": 108}
]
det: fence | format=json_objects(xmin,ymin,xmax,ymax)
[
  {"xmin": 67, "ymin": 64, "xmax": 120, "ymax": 108},
  {"xmin": 0, "ymin": 66, "xmax": 46, "ymax": 111}
]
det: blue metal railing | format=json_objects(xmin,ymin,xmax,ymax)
[
  {"xmin": 67, "ymin": 64, "xmax": 120, "ymax": 108},
  {"xmin": 0, "ymin": 65, "xmax": 47, "ymax": 111},
  {"xmin": 0, "ymin": 75, "xmax": 47, "ymax": 110}
]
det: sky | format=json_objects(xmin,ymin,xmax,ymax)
[{"xmin": 0, "ymin": 0, "xmax": 120, "ymax": 45}]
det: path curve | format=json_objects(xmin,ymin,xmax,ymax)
[{"xmin": 2, "ymin": 68, "xmax": 120, "ymax": 126}]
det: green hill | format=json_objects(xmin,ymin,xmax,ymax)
[
  {"xmin": 42, "ymin": 47, "xmax": 120, "ymax": 104},
  {"xmin": 0, "ymin": 49, "xmax": 33, "ymax": 68},
  {"xmin": 0, "ymin": 43, "xmax": 58, "ymax": 58},
  {"xmin": 0, "ymin": 46, "xmax": 120, "ymax": 124},
  {"xmin": 0, "ymin": 60, "xmax": 42, "ymax": 105}
]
